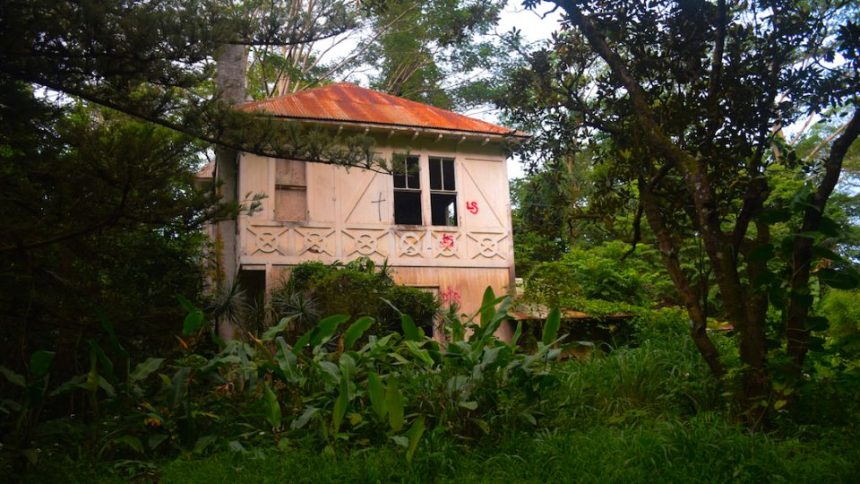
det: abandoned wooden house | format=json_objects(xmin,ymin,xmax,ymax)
[{"xmin": 210, "ymin": 82, "xmax": 525, "ymax": 330}]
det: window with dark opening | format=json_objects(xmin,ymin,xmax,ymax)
[
  {"xmin": 393, "ymin": 154, "xmax": 422, "ymax": 225},
  {"xmin": 429, "ymin": 157, "xmax": 457, "ymax": 226}
]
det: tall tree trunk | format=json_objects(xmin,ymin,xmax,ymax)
[
  {"xmin": 785, "ymin": 110, "xmax": 860, "ymax": 376},
  {"xmin": 555, "ymin": 0, "xmax": 773, "ymax": 422},
  {"xmin": 214, "ymin": 44, "xmax": 248, "ymax": 341},
  {"xmin": 638, "ymin": 177, "xmax": 725, "ymax": 378}
]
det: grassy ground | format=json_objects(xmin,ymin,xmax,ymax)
[
  {"xmin": 30, "ymin": 415, "xmax": 858, "ymax": 483},
  {"xmin": 158, "ymin": 417, "xmax": 858, "ymax": 484}
]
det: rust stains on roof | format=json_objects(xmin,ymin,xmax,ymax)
[{"xmin": 239, "ymin": 83, "xmax": 526, "ymax": 138}]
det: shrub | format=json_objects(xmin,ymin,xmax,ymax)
[
  {"xmin": 819, "ymin": 289, "xmax": 860, "ymax": 353},
  {"xmin": 378, "ymin": 284, "xmax": 438, "ymax": 335},
  {"xmin": 270, "ymin": 258, "xmax": 439, "ymax": 338},
  {"xmin": 5, "ymin": 289, "xmax": 560, "ymax": 467},
  {"xmin": 524, "ymin": 241, "xmax": 671, "ymax": 312}
]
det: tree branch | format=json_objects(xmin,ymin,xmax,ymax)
[
  {"xmin": 785, "ymin": 108, "xmax": 860, "ymax": 371},
  {"xmin": 554, "ymin": 0, "xmax": 750, "ymax": 330},
  {"xmin": 11, "ymin": 75, "xmax": 390, "ymax": 174}
]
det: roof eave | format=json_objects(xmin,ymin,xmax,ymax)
[{"xmin": 252, "ymin": 114, "xmax": 530, "ymax": 142}]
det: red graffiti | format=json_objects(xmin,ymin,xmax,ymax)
[
  {"xmin": 466, "ymin": 201, "xmax": 479, "ymax": 214},
  {"xmin": 440, "ymin": 233, "xmax": 455, "ymax": 249},
  {"xmin": 440, "ymin": 287, "xmax": 461, "ymax": 306}
]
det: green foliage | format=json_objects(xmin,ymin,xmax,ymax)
[
  {"xmin": 363, "ymin": 0, "xmax": 507, "ymax": 110},
  {"xmin": 0, "ymin": 349, "xmax": 56, "ymax": 453},
  {"xmin": 572, "ymin": 309, "xmax": 728, "ymax": 417},
  {"xmin": 0, "ymin": 0, "xmax": 414, "ymax": 415},
  {"xmin": 0, "ymin": 90, "xmax": 213, "ymax": 388},
  {"xmin": 820, "ymin": 289, "xmax": 860, "ymax": 353},
  {"xmin": 272, "ymin": 258, "xmax": 439, "ymax": 337},
  {"xmin": 542, "ymin": 308, "xmax": 561, "ymax": 347},
  {"xmin": 509, "ymin": 149, "xmax": 631, "ymax": 277},
  {"xmin": 785, "ymin": 289, "xmax": 860, "ymax": 425},
  {"xmin": 524, "ymin": 241, "xmax": 671, "ymax": 313},
  {"xmin": 503, "ymin": 0, "xmax": 860, "ymax": 420},
  {"xmin": 1, "ymin": 289, "xmax": 565, "ymax": 476},
  {"xmin": 17, "ymin": 304, "xmax": 860, "ymax": 483},
  {"xmin": 155, "ymin": 418, "xmax": 860, "ymax": 484}
]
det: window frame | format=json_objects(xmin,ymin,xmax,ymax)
[
  {"xmin": 392, "ymin": 154, "xmax": 423, "ymax": 226},
  {"xmin": 428, "ymin": 156, "xmax": 458, "ymax": 227},
  {"xmin": 274, "ymin": 159, "xmax": 307, "ymax": 222}
]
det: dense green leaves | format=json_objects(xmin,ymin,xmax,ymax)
[
  {"xmin": 262, "ymin": 315, "xmax": 300, "ymax": 341},
  {"xmin": 523, "ymin": 241, "xmax": 669, "ymax": 314},
  {"xmin": 311, "ymin": 314, "xmax": 350, "ymax": 347},
  {"xmin": 0, "ymin": 366, "xmax": 25, "ymax": 387},
  {"xmin": 28, "ymin": 351, "xmax": 55, "ymax": 379},
  {"xmin": 273, "ymin": 259, "xmax": 439, "ymax": 339},
  {"xmin": 405, "ymin": 416, "xmax": 425, "ymax": 463},
  {"xmin": 129, "ymin": 358, "xmax": 164, "ymax": 384},
  {"xmin": 817, "ymin": 268, "xmax": 860, "ymax": 290},
  {"xmin": 332, "ymin": 380, "xmax": 349, "ymax": 433},
  {"xmin": 505, "ymin": 0, "xmax": 860, "ymax": 419},
  {"xmin": 363, "ymin": 0, "xmax": 506, "ymax": 110}
]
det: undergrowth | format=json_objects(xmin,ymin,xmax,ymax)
[{"xmin": 6, "ymin": 302, "xmax": 860, "ymax": 483}]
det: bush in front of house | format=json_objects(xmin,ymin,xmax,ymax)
[{"xmin": 270, "ymin": 258, "xmax": 439, "ymax": 338}]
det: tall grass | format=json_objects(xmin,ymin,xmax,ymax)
[
  {"xmin": 23, "ymin": 308, "xmax": 860, "ymax": 483},
  {"xmin": 156, "ymin": 416, "xmax": 860, "ymax": 483}
]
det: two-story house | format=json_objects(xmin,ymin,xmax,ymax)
[{"xmin": 223, "ymin": 83, "xmax": 525, "ymax": 329}]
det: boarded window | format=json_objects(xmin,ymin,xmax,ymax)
[
  {"xmin": 275, "ymin": 159, "xmax": 307, "ymax": 222},
  {"xmin": 429, "ymin": 157, "xmax": 457, "ymax": 226},
  {"xmin": 393, "ymin": 154, "xmax": 422, "ymax": 225}
]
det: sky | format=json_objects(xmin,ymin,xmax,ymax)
[
  {"xmin": 315, "ymin": 2, "xmax": 563, "ymax": 180},
  {"xmin": 490, "ymin": 3, "xmax": 563, "ymax": 178}
]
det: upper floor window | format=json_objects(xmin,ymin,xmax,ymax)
[
  {"xmin": 274, "ymin": 159, "xmax": 307, "ymax": 222},
  {"xmin": 429, "ymin": 157, "xmax": 457, "ymax": 226},
  {"xmin": 393, "ymin": 154, "xmax": 422, "ymax": 225}
]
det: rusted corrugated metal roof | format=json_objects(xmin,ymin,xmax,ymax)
[{"xmin": 239, "ymin": 83, "xmax": 526, "ymax": 138}]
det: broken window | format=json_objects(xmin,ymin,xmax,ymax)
[
  {"xmin": 274, "ymin": 159, "xmax": 307, "ymax": 222},
  {"xmin": 393, "ymin": 154, "xmax": 422, "ymax": 225},
  {"xmin": 429, "ymin": 157, "xmax": 457, "ymax": 226}
]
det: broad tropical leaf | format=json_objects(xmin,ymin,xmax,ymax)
[
  {"xmin": 344, "ymin": 316, "xmax": 374, "ymax": 349},
  {"xmin": 367, "ymin": 372, "xmax": 387, "ymax": 420},
  {"xmin": 386, "ymin": 379, "xmax": 404, "ymax": 431},
  {"xmin": 542, "ymin": 308, "xmax": 561, "ymax": 346},
  {"xmin": 405, "ymin": 416, "xmax": 426, "ymax": 463},
  {"xmin": 332, "ymin": 380, "xmax": 349, "ymax": 433},
  {"xmin": 400, "ymin": 313, "xmax": 422, "ymax": 341},
  {"xmin": 262, "ymin": 383, "xmax": 282, "ymax": 428}
]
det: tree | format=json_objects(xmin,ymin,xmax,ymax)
[
  {"xmin": 363, "ymin": 0, "xmax": 506, "ymax": 109},
  {"xmin": 244, "ymin": 0, "xmax": 509, "ymax": 110},
  {"xmin": 0, "ymin": 0, "xmax": 369, "ymax": 370},
  {"xmin": 507, "ymin": 0, "xmax": 860, "ymax": 423},
  {"xmin": 0, "ymin": 84, "xmax": 215, "ymax": 373}
]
